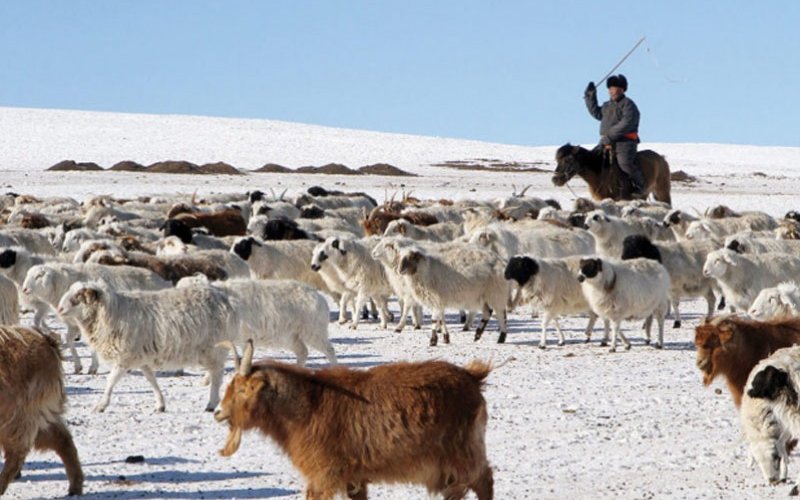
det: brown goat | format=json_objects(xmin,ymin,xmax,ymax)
[
  {"xmin": 215, "ymin": 341, "xmax": 494, "ymax": 499},
  {"xmin": 695, "ymin": 315, "xmax": 800, "ymax": 407},
  {"xmin": 170, "ymin": 208, "xmax": 246, "ymax": 237},
  {"xmin": 362, "ymin": 208, "xmax": 439, "ymax": 236},
  {"xmin": 94, "ymin": 250, "xmax": 227, "ymax": 284},
  {"xmin": 0, "ymin": 326, "xmax": 83, "ymax": 496}
]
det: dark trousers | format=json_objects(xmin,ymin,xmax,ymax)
[{"xmin": 614, "ymin": 141, "xmax": 638, "ymax": 177}]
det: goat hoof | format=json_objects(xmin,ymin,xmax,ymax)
[
  {"xmin": 644, "ymin": 339, "xmax": 651, "ymax": 346},
  {"xmin": 414, "ymin": 325, "xmax": 421, "ymax": 330},
  {"xmin": 497, "ymin": 332, "xmax": 507, "ymax": 344},
  {"xmin": 349, "ymin": 324, "xmax": 358, "ymax": 330},
  {"xmin": 429, "ymin": 337, "xmax": 438, "ymax": 347},
  {"xmin": 600, "ymin": 341, "xmax": 608, "ymax": 347},
  {"xmin": 654, "ymin": 343, "xmax": 663, "ymax": 350},
  {"xmin": 673, "ymin": 320, "xmax": 681, "ymax": 328},
  {"xmin": 156, "ymin": 405, "xmax": 166, "ymax": 413},
  {"xmin": 443, "ymin": 334, "xmax": 450, "ymax": 344},
  {"xmin": 609, "ymin": 347, "xmax": 616, "ymax": 353},
  {"xmin": 584, "ymin": 337, "xmax": 591, "ymax": 343},
  {"xmin": 538, "ymin": 344, "xmax": 546, "ymax": 350},
  {"xmin": 93, "ymin": 404, "xmax": 107, "ymax": 413},
  {"xmin": 625, "ymin": 344, "xmax": 632, "ymax": 351},
  {"xmin": 394, "ymin": 327, "xmax": 402, "ymax": 334}
]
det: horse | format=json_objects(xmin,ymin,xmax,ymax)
[{"xmin": 551, "ymin": 143, "xmax": 672, "ymax": 206}]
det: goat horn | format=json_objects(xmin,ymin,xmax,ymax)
[
  {"xmin": 512, "ymin": 183, "xmax": 518, "ymax": 197},
  {"xmin": 191, "ymin": 190, "xmax": 198, "ymax": 205},
  {"xmin": 240, "ymin": 339, "xmax": 254, "ymax": 376},
  {"xmin": 519, "ymin": 185, "xmax": 532, "ymax": 197},
  {"xmin": 269, "ymin": 188, "xmax": 277, "ymax": 201},
  {"xmin": 216, "ymin": 341, "xmax": 241, "ymax": 372},
  {"xmin": 279, "ymin": 189, "xmax": 287, "ymax": 201}
]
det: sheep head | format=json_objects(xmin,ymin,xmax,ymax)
[
  {"xmin": 504, "ymin": 256, "xmax": 538, "ymax": 287},
  {"xmin": 747, "ymin": 365, "xmax": 796, "ymax": 405},
  {"xmin": 57, "ymin": 282, "xmax": 102, "ymax": 319}
]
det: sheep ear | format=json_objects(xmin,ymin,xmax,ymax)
[{"xmin": 398, "ymin": 223, "xmax": 407, "ymax": 235}]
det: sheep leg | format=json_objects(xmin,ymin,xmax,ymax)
[
  {"xmin": 34, "ymin": 418, "xmax": 84, "ymax": 496},
  {"xmin": 474, "ymin": 304, "xmax": 494, "ymax": 342},
  {"xmin": 412, "ymin": 305, "xmax": 423, "ymax": 330},
  {"xmin": 717, "ymin": 294, "xmax": 726, "ymax": 311},
  {"xmin": 204, "ymin": 361, "xmax": 225, "ymax": 412},
  {"xmin": 94, "ymin": 364, "xmax": 126, "ymax": 412},
  {"xmin": 554, "ymin": 317, "xmax": 565, "ymax": 346},
  {"xmin": 394, "ymin": 299, "xmax": 409, "ymax": 333},
  {"xmin": 462, "ymin": 310, "xmax": 475, "ymax": 331},
  {"xmin": 441, "ymin": 317, "xmax": 451, "ymax": 344},
  {"xmin": 539, "ymin": 314, "xmax": 550, "ymax": 349},
  {"xmin": 308, "ymin": 337, "xmax": 337, "ymax": 366},
  {"xmin": 643, "ymin": 315, "xmax": 653, "ymax": 345},
  {"xmin": 609, "ymin": 321, "xmax": 631, "ymax": 352},
  {"xmin": 376, "ymin": 296, "xmax": 391, "ymax": 329},
  {"xmin": 0, "ymin": 448, "xmax": 26, "ymax": 496},
  {"xmin": 64, "ymin": 324, "xmax": 83, "ymax": 374},
  {"xmin": 291, "ymin": 339, "xmax": 309, "ymax": 367},
  {"xmin": 671, "ymin": 298, "xmax": 682, "ymax": 328},
  {"xmin": 337, "ymin": 292, "xmax": 352, "ymax": 324},
  {"xmin": 495, "ymin": 307, "xmax": 507, "ymax": 344},
  {"xmin": 655, "ymin": 306, "xmax": 666, "ymax": 349},
  {"xmin": 430, "ymin": 311, "xmax": 443, "ymax": 346},
  {"xmin": 140, "ymin": 365, "xmax": 166, "ymax": 412},
  {"xmin": 87, "ymin": 351, "xmax": 99, "ymax": 375},
  {"xmin": 584, "ymin": 312, "xmax": 598, "ymax": 343},
  {"xmin": 369, "ymin": 298, "xmax": 378, "ymax": 320},
  {"xmin": 459, "ymin": 310, "xmax": 467, "ymax": 323},
  {"xmin": 600, "ymin": 320, "xmax": 611, "ymax": 347},
  {"xmin": 704, "ymin": 289, "xmax": 716, "ymax": 319},
  {"xmin": 350, "ymin": 292, "xmax": 366, "ymax": 329}
]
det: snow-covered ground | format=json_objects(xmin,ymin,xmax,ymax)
[{"xmin": 2, "ymin": 107, "xmax": 800, "ymax": 499}]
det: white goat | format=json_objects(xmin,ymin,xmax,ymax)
[
  {"xmin": 177, "ymin": 275, "xmax": 336, "ymax": 366},
  {"xmin": 749, "ymin": 282, "xmax": 800, "ymax": 320},
  {"xmin": 56, "ymin": 280, "xmax": 237, "ymax": 413},
  {"xmin": 662, "ymin": 209, "xmax": 700, "ymax": 241},
  {"xmin": 504, "ymin": 255, "xmax": 608, "ymax": 348},
  {"xmin": 22, "ymin": 262, "xmax": 172, "ymax": 374},
  {"xmin": 370, "ymin": 237, "xmax": 424, "ymax": 333},
  {"xmin": 577, "ymin": 257, "xmax": 671, "ymax": 352},
  {"xmin": 469, "ymin": 223, "xmax": 595, "ymax": 259},
  {"xmin": 397, "ymin": 244, "xmax": 509, "ymax": 346},
  {"xmin": 703, "ymin": 249, "xmax": 800, "ymax": 312}
]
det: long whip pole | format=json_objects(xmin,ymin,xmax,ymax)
[{"xmin": 597, "ymin": 36, "xmax": 646, "ymax": 85}]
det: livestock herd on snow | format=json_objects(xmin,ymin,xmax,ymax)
[{"xmin": 4, "ymin": 186, "xmax": 800, "ymax": 497}]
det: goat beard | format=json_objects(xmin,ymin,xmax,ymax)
[{"xmin": 220, "ymin": 427, "xmax": 242, "ymax": 457}]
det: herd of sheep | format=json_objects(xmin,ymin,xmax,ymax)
[{"xmin": 3, "ymin": 186, "xmax": 800, "ymax": 497}]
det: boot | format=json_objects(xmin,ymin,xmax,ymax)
[
  {"xmin": 629, "ymin": 169, "xmax": 646, "ymax": 197},
  {"xmin": 617, "ymin": 171, "xmax": 633, "ymax": 200}
]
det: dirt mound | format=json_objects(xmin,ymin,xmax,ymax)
[
  {"xmin": 297, "ymin": 163, "xmax": 362, "ymax": 175},
  {"xmin": 432, "ymin": 159, "xmax": 548, "ymax": 172},
  {"xmin": 47, "ymin": 160, "xmax": 104, "ymax": 171},
  {"xmin": 671, "ymin": 170, "xmax": 699, "ymax": 183},
  {"xmin": 146, "ymin": 161, "xmax": 201, "ymax": 174},
  {"xmin": 253, "ymin": 163, "xmax": 292, "ymax": 173},
  {"xmin": 199, "ymin": 162, "xmax": 243, "ymax": 175},
  {"xmin": 358, "ymin": 163, "xmax": 416, "ymax": 177},
  {"xmin": 109, "ymin": 161, "xmax": 147, "ymax": 172}
]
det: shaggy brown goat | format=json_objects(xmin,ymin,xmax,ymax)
[
  {"xmin": 167, "ymin": 208, "xmax": 246, "ymax": 237},
  {"xmin": 94, "ymin": 250, "xmax": 227, "ymax": 284},
  {"xmin": 215, "ymin": 341, "xmax": 494, "ymax": 499},
  {"xmin": 695, "ymin": 315, "xmax": 800, "ymax": 407},
  {"xmin": 0, "ymin": 326, "xmax": 83, "ymax": 496},
  {"xmin": 362, "ymin": 208, "xmax": 439, "ymax": 236}
]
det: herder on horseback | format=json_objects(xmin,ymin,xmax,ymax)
[{"xmin": 584, "ymin": 74, "xmax": 645, "ymax": 200}]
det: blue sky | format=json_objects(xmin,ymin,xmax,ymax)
[{"xmin": 1, "ymin": 1, "xmax": 798, "ymax": 147}]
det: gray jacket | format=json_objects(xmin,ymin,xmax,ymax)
[{"xmin": 585, "ymin": 91, "xmax": 640, "ymax": 143}]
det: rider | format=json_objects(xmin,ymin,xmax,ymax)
[{"xmin": 584, "ymin": 74, "xmax": 644, "ymax": 199}]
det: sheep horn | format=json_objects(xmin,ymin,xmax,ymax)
[
  {"xmin": 240, "ymin": 339, "xmax": 254, "ymax": 376},
  {"xmin": 216, "ymin": 341, "xmax": 241, "ymax": 372}
]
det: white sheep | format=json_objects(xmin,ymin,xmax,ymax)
[
  {"xmin": 0, "ymin": 228, "xmax": 56, "ymax": 255},
  {"xmin": 153, "ymin": 236, "xmax": 250, "ymax": 278},
  {"xmin": 725, "ymin": 234, "xmax": 800, "ymax": 255},
  {"xmin": 469, "ymin": 223, "xmax": 595, "ymax": 260},
  {"xmin": 383, "ymin": 219, "xmax": 464, "ymax": 242},
  {"xmin": 703, "ymin": 249, "xmax": 800, "ymax": 312},
  {"xmin": 397, "ymin": 244, "xmax": 509, "ymax": 346},
  {"xmin": 744, "ymin": 346, "xmax": 800, "ymax": 493},
  {"xmin": 230, "ymin": 237, "xmax": 338, "ymax": 298},
  {"xmin": 56, "ymin": 280, "xmax": 238, "ymax": 412},
  {"xmin": 309, "ymin": 236, "xmax": 392, "ymax": 330},
  {"xmin": 662, "ymin": 209, "xmax": 700, "ymax": 241},
  {"xmin": 749, "ymin": 282, "xmax": 800, "ymax": 320},
  {"xmin": 370, "ymin": 237, "xmax": 424, "ymax": 333},
  {"xmin": 621, "ymin": 235, "xmax": 719, "ymax": 327},
  {"xmin": 685, "ymin": 213, "xmax": 778, "ymax": 241},
  {"xmin": 741, "ymin": 372, "xmax": 791, "ymax": 485},
  {"xmin": 177, "ymin": 275, "xmax": 337, "ymax": 366},
  {"xmin": 583, "ymin": 210, "xmax": 672, "ymax": 258},
  {"xmin": 504, "ymin": 255, "xmax": 608, "ymax": 348},
  {"xmin": 22, "ymin": 262, "xmax": 172, "ymax": 374},
  {"xmin": 577, "ymin": 257, "xmax": 671, "ymax": 352}
]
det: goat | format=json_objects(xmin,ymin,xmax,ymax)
[
  {"xmin": 578, "ymin": 257, "xmax": 670, "ymax": 352},
  {"xmin": 694, "ymin": 315, "xmax": 800, "ymax": 407},
  {"xmin": 0, "ymin": 326, "xmax": 83, "ymax": 496},
  {"xmin": 215, "ymin": 341, "xmax": 494, "ymax": 500},
  {"xmin": 169, "ymin": 207, "xmax": 247, "ymax": 237},
  {"xmin": 0, "ymin": 274, "xmax": 19, "ymax": 325},
  {"xmin": 57, "ymin": 280, "xmax": 237, "ymax": 412},
  {"xmin": 88, "ymin": 249, "xmax": 231, "ymax": 284}
]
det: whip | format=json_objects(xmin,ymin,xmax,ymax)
[{"xmin": 597, "ymin": 36, "xmax": 646, "ymax": 86}]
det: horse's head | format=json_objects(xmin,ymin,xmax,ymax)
[{"xmin": 552, "ymin": 143, "xmax": 584, "ymax": 186}]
